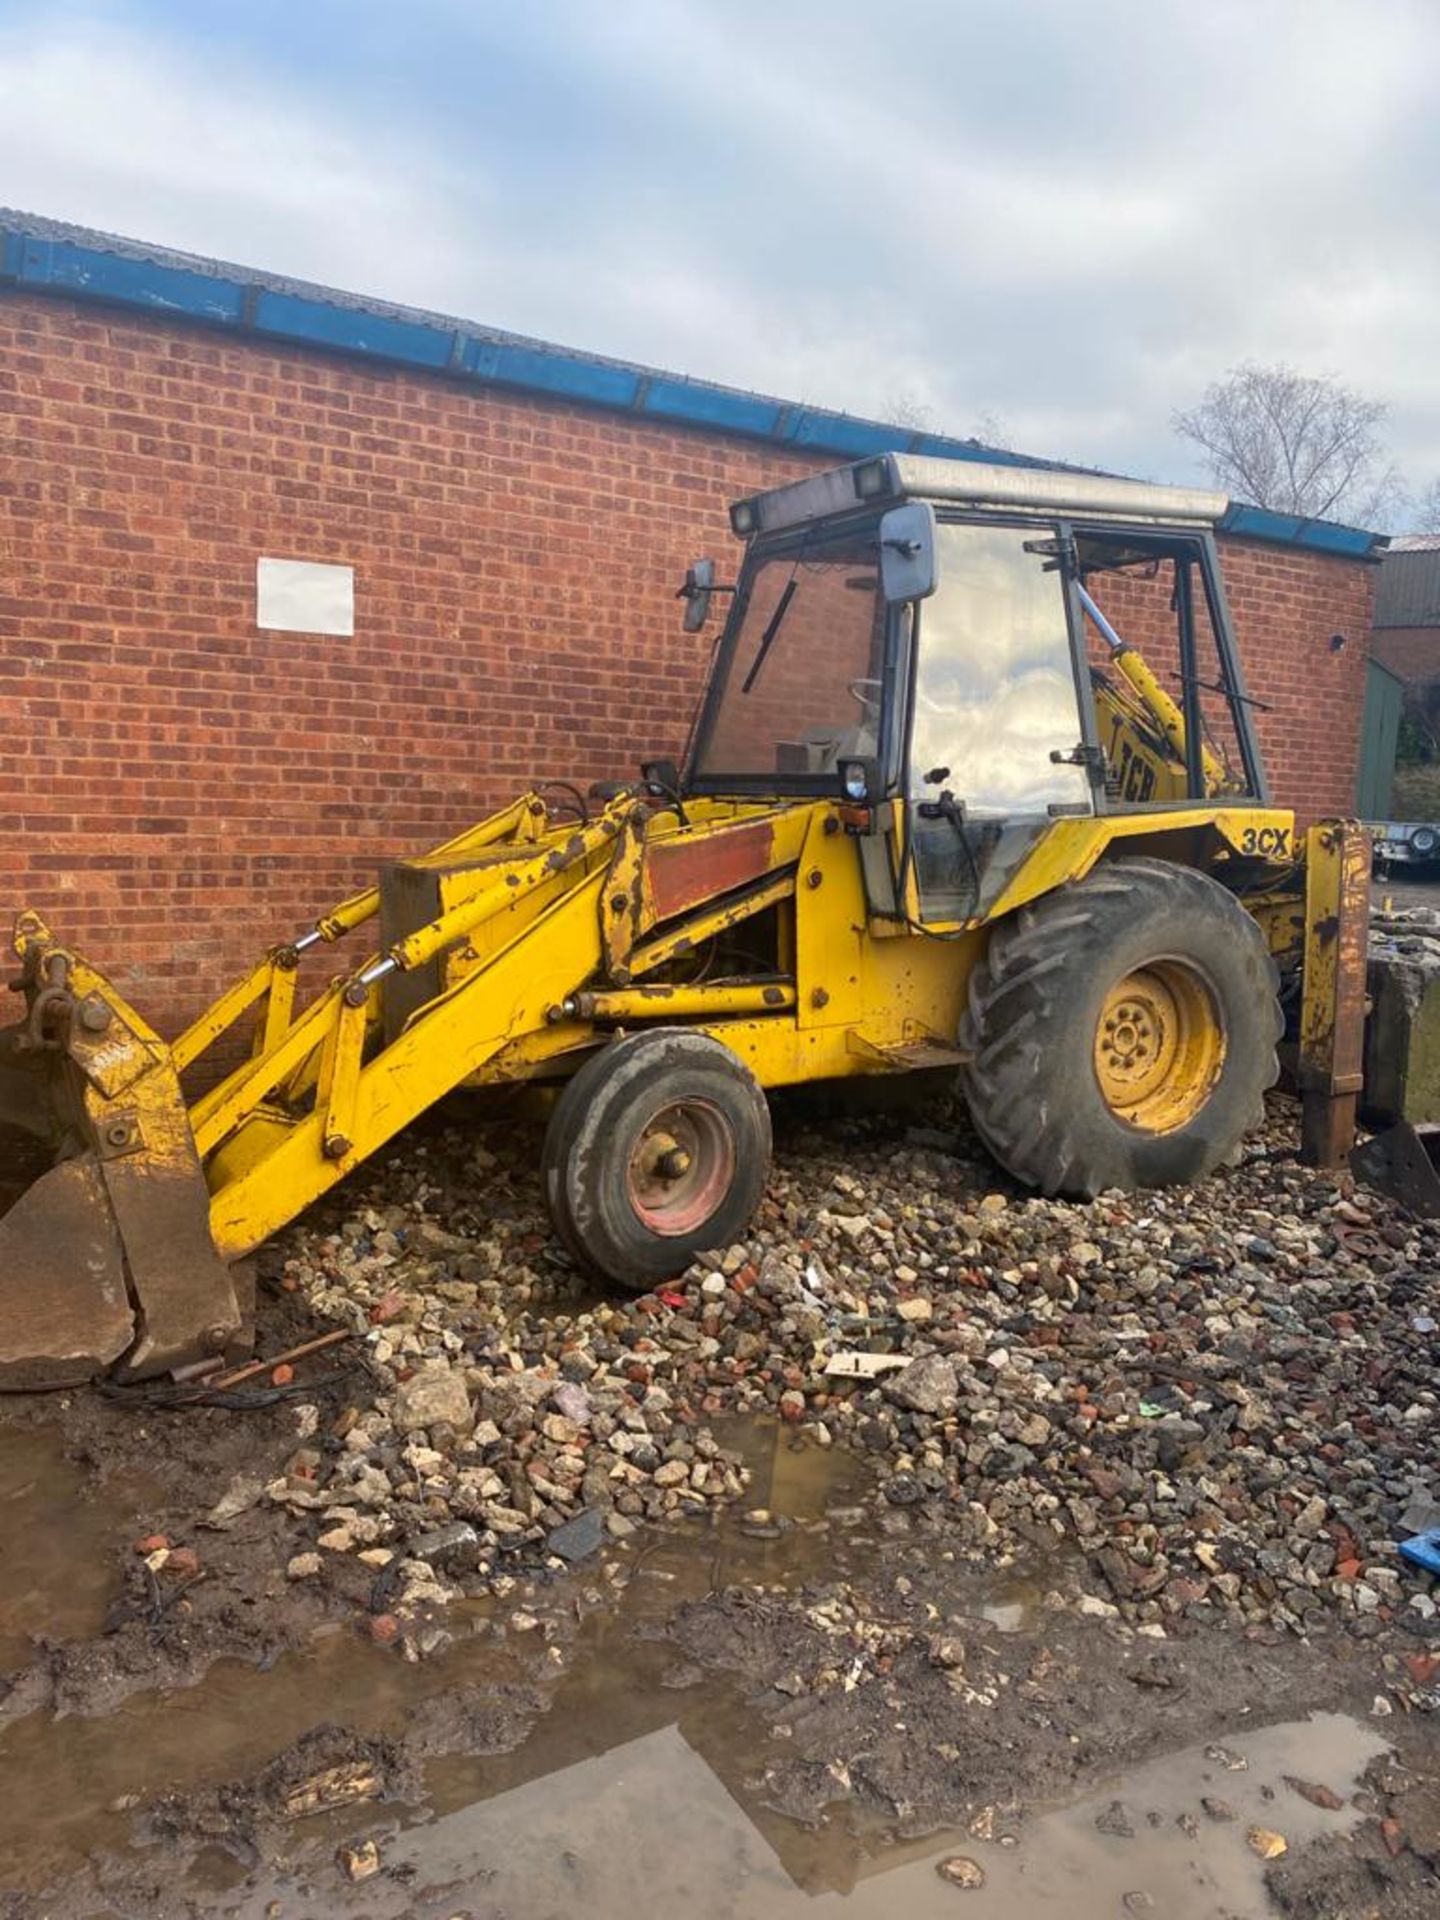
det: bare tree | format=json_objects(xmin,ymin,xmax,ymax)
[
  {"xmin": 1414, "ymin": 478, "xmax": 1440, "ymax": 535},
  {"xmin": 879, "ymin": 390, "xmax": 935, "ymax": 432},
  {"xmin": 966, "ymin": 409, "xmax": 1013, "ymax": 453},
  {"xmin": 1173, "ymin": 363, "xmax": 1403, "ymax": 528},
  {"xmin": 879, "ymin": 391, "xmax": 1014, "ymax": 452}
]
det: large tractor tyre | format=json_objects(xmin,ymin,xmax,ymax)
[
  {"xmin": 542, "ymin": 1029, "xmax": 772, "ymax": 1292},
  {"xmin": 959, "ymin": 858, "xmax": 1281, "ymax": 1197}
]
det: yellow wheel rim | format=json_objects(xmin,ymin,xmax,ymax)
[{"xmin": 1093, "ymin": 960, "xmax": 1226, "ymax": 1134}]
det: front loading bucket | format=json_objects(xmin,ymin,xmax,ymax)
[
  {"xmin": 0, "ymin": 1153, "xmax": 136, "ymax": 1388},
  {"xmin": 0, "ymin": 916, "xmax": 250, "ymax": 1389}
]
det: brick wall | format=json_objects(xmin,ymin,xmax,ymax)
[
  {"xmin": 0, "ymin": 292, "xmax": 1377, "ymax": 1030},
  {"xmin": 1218, "ymin": 539, "xmax": 1375, "ymax": 823}
]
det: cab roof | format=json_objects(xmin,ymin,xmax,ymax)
[{"xmin": 731, "ymin": 454, "xmax": 1229, "ymax": 539}]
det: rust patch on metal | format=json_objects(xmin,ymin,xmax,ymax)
[
  {"xmin": 0, "ymin": 1155, "xmax": 134, "ymax": 1388},
  {"xmin": 600, "ymin": 810, "xmax": 649, "ymax": 981},
  {"xmin": 646, "ymin": 821, "xmax": 776, "ymax": 924},
  {"xmin": 101, "ymin": 1141, "xmax": 245, "ymax": 1379},
  {"xmin": 544, "ymin": 832, "xmax": 586, "ymax": 873}
]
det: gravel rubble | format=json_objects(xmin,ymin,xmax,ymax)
[{"xmin": 264, "ymin": 1091, "xmax": 1440, "ymax": 1673}]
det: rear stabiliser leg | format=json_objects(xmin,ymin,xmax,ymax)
[{"xmin": 1297, "ymin": 820, "xmax": 1371, "ymax": 1167}]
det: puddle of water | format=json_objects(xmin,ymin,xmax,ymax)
[
  {"xmin": 0, "ymin": 1422, "xmax": 880, "ymax": 1896},
  {"xmin": 729, "ymin": 1419, "xmax": 872, "ymax": 1521},
  {"xmin": 211, "ymin": 1710, "xmax": 1385, "ymax": 1920},
  {"xmin": 3, "ymin": 1415, "xmax": 1356, "ymax": 1920},
  {"xmin": 0, "ymin": 1631, "xmax": 464, "ymax": 1891},
  {"xmin": 977, "ymin": 1575, "xmax": 1046, "ymax": 1635},
  {"xmin": 0, "ymin": 1426, "xmax": 161, "ymax": 1671},
  {"xmin": 937, "ymin": 1710, "xmax": 1386, "ymax": 1919}
]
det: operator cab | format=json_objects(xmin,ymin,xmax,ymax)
[{"xmin": 681, "ymin": 454, "xmax": 1267, "ymax": 926}]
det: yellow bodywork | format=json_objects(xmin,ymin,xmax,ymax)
[
  {"xmin": 1092, "ymin": 647, "xmax": 1237, "ymax": 803},
  {"xmin": 1296, "ymin": 818, "xmax": 1373, "ymax": 1163},
  {"xmin": 0, "ymin": 499, "xmax": 1365, "ymax": 1392}
]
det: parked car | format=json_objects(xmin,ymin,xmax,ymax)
[{"xmin": 1370, "ymin": 820, "xmax": 1440, "ymax": 870}]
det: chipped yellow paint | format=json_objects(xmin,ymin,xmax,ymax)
[{"xmin": 1297, "ymin": 819, "xmax": 1371, "ymax": 1164}]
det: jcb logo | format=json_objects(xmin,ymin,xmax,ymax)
[
  {"xmin": 1110, "ymin": 739, "xmax": 1156, "ymax": 804},
  {"xmin": 1238, "ymin": 825, "xmax": 1290, "ymax": 858},
  {"xmin": 1116, "ymin": 742, "xmax": 1156, "ymax": 804}
]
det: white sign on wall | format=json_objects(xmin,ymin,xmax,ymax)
[{"xmin": 256, "ymin": 558, "xmax": 355, "ymax": 636}]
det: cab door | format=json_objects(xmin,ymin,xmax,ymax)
[{"xmin": 903, "ymin": 519, "xmax": 1092, "ymax": 923}]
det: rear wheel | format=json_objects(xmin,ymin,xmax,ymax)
[
  {"xmin": 542, "ymin": 1029, "xmax": 771, "ymax": 1290},
  {"xmin": 960, "ymin": 858, "xmax": 1281, "ymax": 1196}
]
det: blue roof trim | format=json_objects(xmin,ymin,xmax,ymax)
[
  {"xmin": 640, "ymin": 376, "xmax": 782, "ymax": 436},
  {"xmin": 465, "ymin": 338, "xmax": 641, "ymax": 407},
  {"xmin": 787, "ymin": 410, "xmax": 905, "ymax": 456},
  {"xmin": 0, "ymin": 212, "xmax": 1385, "ymax": 561},
  {"xmin": 1220, "ymin": 504, "xmax": 1379, "ymax": 557},
  {"xmin": 12, "ymin": 235, "xmax": 244, "ymax": 324},
  {"xmin": 910, "ymin": 431, "xmax": 1034, "ymax": 470},
  {"xmin": 252, "ymin": 290, "xmax": 454, "ymax": 369}
]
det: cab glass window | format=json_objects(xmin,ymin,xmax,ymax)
[{"xmin": 692, "ymin": 533, "xmax": 884, "ymax": 784}]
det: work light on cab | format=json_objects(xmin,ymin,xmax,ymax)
[{"xmin": 852, "ymin": 458, "xmax": 893, "ymax": 500}]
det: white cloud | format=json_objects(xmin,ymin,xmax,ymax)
[
  {"xmin": 1, "ymin": 0, "xmax": 1438, "ymax": 511},
  {"xmin": 0, "ymin": 16, "xmax": 481, "ymax": 306}
]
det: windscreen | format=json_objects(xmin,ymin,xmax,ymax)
[
  {"xmin": 691, "ymin": 533, "xmax": 884, "ymax": 783},
  {"xmin": 912, "ymin": 523, "xmax": 1089, "ymax": 814},
  {"xmin": 906, "ymin": 521, "xmax": 1090, "ymax": 922}
]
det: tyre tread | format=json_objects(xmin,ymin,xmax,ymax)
[{"xmin": 961, "ymin": 858, "xmax": 1281, "ymax": 1197}]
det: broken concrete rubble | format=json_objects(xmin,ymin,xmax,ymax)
[
  {"xmin": 392, "ymin": 1363, "xmax": 473, "ymax": 1435},
  {"xmin": 246, "ymin": 1089, "xmax": 1440, "ymax": 1660}
]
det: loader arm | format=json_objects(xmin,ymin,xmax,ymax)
[
  {"xmin": 201, "ymin": 801, "xmax": 633, "ymax": 1253},
  {"xmin": 0, "ymin": 791, "xmax": 609, "ymax": 1383},
  {"xmin": 0, "ymin": 786, "xmax": 821, "ymax": 1381}
]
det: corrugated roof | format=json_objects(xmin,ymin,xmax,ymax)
[
  {"xmin": 1376, "ymin": 546, "xmax": 1440, "ymax": 628},
  {"xmin": 0, "ymin": 207, "xmax": 1387, "ymax": 562}
]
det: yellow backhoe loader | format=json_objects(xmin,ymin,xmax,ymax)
[{"xmin": 0, "ymin": 456, "xmax": 1371, "ymax": 1388}]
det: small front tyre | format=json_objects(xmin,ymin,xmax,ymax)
[{"xmin": 541, "ymin": 1029, "xmax": 772, "ymax": 1291}]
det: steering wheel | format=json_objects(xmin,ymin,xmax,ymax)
[{"xmin": 848, "ymin": 677, "xmax": 883, "ymax": 716}]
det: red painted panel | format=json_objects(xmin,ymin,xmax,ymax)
[{"xmin": 645, "ymin": 821, "xmax": 777, "ymax": 923}]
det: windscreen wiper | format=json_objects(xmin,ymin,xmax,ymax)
[{"xmin": 741, "ymin": 579, "xmax": 798, "ymax": 694}]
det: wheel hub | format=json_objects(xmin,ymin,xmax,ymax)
[
  {"xmin": 626, "ymin": 1100, "xmax": 735, "ymax": 1237},
  {"xmin": 1093, "ymin": 960, "xmax": 1226, "ymax": 1134}
]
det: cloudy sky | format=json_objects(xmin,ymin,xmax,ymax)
[{"xmin": 2, "ymin": 0, "xmax": 1437, "ymax": 515}]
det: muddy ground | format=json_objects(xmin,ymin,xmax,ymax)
[{"xmin": 1, "ymin": 1092, "xmax": 1438, "ymax": 1918}]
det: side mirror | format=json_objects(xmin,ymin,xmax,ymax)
[
  {"xmin": 678, "ymin": 558, "xmax": 716, "ymax": 632},
  {"xmin": 879, "ymin": 502, "xmax": 937, "ymax": 603}
]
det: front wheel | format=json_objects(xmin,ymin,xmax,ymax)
[
  {"xmin": 960, "ymin": 858, "xmax": 1281, "ymax": 1196},
  {"xmin": 542, "ymin": 1029, "xmax": 772, "ymax": 1291}
]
